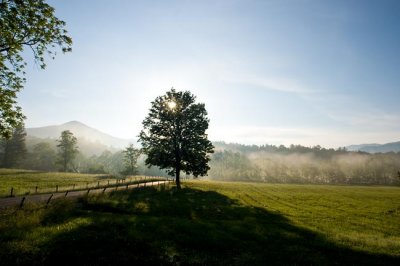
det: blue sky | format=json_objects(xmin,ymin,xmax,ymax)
[{"xmin": 19, "ymin": 0, "xmax": 400, "ymax": 147}]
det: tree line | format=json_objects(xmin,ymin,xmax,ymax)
[
  {"xmin": 2, "ymin": 125, "xmax": 400, "ymax": 186},
  {"xmin": 0, "ymin": 126, "xmax": 156, "ymax": 176},
  {"xmin": 209, "ymin": 142, "xmax": 400, "ymax": 185}
]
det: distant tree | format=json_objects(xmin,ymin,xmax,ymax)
[
  {"xmin": 0, "ymin": 123, "xmax": 26, "ymax": 167},
  {"xmin": 56, "ymin": 130, "xmax": 78, "ymax": 172},
  {"xmin": 0, "ymin": 0, "xmax": 72, "ymax": 138},
  {"xmin": 31, "ymin": 142, "xmax": 56, "ymax": 171},
  {"xmin": 139, "ymin": 88, "xmax": 214, "ymax": 189},
  {"xmin": 122, "ymin": 144, "xmax": 140, "ymax": 175}
]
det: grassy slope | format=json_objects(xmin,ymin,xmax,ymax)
[{"xmin": 0, "ymin": 180, "xmax": 399, "ymax": 265}]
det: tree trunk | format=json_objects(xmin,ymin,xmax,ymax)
[
  {"xmin": 175, "ymin": 163, "xmax": 181, "ymax": 189},
  {"xmin": 63, "ymin": 156, "xmax": 67, "ymax": 172}
]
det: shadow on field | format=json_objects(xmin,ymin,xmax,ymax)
[
  {"xmin": 0, "ymin": 171, "xmax": 47, "ymax": 176},
  {"xmin": 1, "ymin": 186, "xmax": 399, "ymax": 265}
]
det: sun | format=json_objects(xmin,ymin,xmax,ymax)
[{"xmin": 167, "ymin": 101, "xmax": 177, "ymax": 110}]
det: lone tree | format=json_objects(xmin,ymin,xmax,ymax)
[
  {"xmin": 122, "ymin": 144, "xmax": 141, "ymax": 175},
  {"xmin": 0, "ymin": 0, "xmax": 72, "ymax": 138},
  {"xmin": 139, "ymin": 88, "xmax": 214, "ymax": 189},
  {"xmin": 56, "ymin": 130, "xmax": 78, "ymax": 172}
]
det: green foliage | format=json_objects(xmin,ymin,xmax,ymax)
[
  {"xmin": 0, "ymin": 181, "xmax": 399, "ymax": 265},
  {"xmin": 56, "ymin": 130, "xmax": 78, "ymax": 172},
  {"xmin": 0, "ymin": 0, "xmax": 72, "ymax": 138},
  {"xmin": 31, "ymin": 142, "xmax": 56, "ymax": 171},
  {"xmin": 0, "ymin": 123, "xmax": 26, "ymax": 167},
  {"xmin": 139, "ymin": 88, "xmax": 214, "ymax": 188},
  {"xmin": 122, "ymin": 144, "xmax": 140, "ymax": 175}
]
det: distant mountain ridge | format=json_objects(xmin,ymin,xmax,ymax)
[
  {"xmin": 346, "ymin": 141, "xmax": 400, "ymax": 153},
  {"xmin": 26, "ymin": 121, "xmax": 135, "ymax": 149}
]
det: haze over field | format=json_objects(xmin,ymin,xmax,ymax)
[
  {"xmin": 21, "ymin": 121, "xmax": 400, "ymax": 185},
  {"xmin": 19, "ymin": 0, "xmax": 400, "ymax": 148}
]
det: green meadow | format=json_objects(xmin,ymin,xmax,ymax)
[
  {"xmin": 0, "ymin": 168, "xmax": 115, "ymax": 197},
  {"xmin": 0, "ymin": 179, "xmax": 399, "ymax": 265},
  {"xmin": 0, "ymin": 169, "xmax": 163, "ymax": 197}
]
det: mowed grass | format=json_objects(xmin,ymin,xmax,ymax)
[
  {"xmin": 0, "ymin": 168, "xmax": 115, "ymax": 197},
  {"xmin": 191, "ymin": 181, "xmax": 400, "ymax": 256},
  {"xmin": 0, "ymin": 180, "xmax": 399, "ymax": 265}
]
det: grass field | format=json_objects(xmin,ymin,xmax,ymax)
[
  {"xmin": 0, "ymin": 169, "xmax": 159, "ymax": 197},
  {"xmin": 0, "ymin": 180, "xmax": 399, "ymax": 265}
]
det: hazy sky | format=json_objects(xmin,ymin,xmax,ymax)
[{"xmin": 19, "ymin": 0, "xmax": 400, "ymax": 148}]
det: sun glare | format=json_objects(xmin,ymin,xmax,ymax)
[{"xmin": 167, "ymin": 101, "xmax": 177, "ymax": 110}]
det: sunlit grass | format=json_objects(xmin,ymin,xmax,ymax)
[
  {"xmin": 0, "ymin": 180, "xmax": 399, "ymax": 265},
  {"xmin": 0, "ymin": 168, "xmax": 157, "ymax": 197},
  {"xmin": 187, "ymin": 181, "xmax": 400, "ymax": 255},
  {"xmin": 0, "ymin": 168, "xmax": 114, "ymax": 197}
]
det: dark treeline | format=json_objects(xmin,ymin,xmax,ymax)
[{"xmin": 209, "ymin": 142, "xmax": 400, "ymax": 185}]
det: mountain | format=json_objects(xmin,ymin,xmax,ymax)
[
  {"xmin": 26, "ymin": 121, "xmax": 135, "ymax": 150},
  {"xmin": 347, "ymin": 141, "xmax": 400, "ymax": 153}
]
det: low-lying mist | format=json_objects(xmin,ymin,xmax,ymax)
[
  {"xmin": 208, "ymin": 143, "xmax": 400, "ymax": 185},
  {"xmin": 11, "ymin": 139, "xmax": 400, "ymax": 186}
]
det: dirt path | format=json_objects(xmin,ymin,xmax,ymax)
[{"xmin": 0, "ymin": 180, "xmax": 171, "ymax": 209}]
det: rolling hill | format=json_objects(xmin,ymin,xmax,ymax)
[
  {"xmin": 346, "ymin": 141, "xmax": 400, "ymax": 153},
  {"xmin": 26, "ymin": 121, "xmax": 136, "ymax": 155}
]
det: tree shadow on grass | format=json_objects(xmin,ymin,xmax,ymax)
[{"xmin": 1, "ymin": 186, "xmax": 399, "ymax": 265}]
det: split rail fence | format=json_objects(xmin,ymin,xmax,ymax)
[{"xmin": 0, "ymin": 176, "xmax": 176, "ymax": 210}]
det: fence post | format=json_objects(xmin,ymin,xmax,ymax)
[
  {"xmin": 65, "ymin": 191, "xmax": 69, "ymax": 197},
  {"xmin": 97, "ymin": 181, "xmax": 100, "ymax": 187},
  {"xmin": 56, "ymin": 185, "xmax": 58, "ymax": 193},
  {"xmin": 10, "ymin": 187, "xmax": 14, "ymax": 197},
  {"xmin": 73, "ymin": 184, "xmax": 76, "ymax": 190},
  {"xmin": 87, "ymin": 189, "xmax": 90, "ymax": 195},
  {"xmin": 35, "ymin": 186, "xmax": 38, "ymax": 193},
  {"xmin": 46, "ymin": 194, "xmax": 53, "ymax": 206},
  {"xmin": 19, "ymin": 197, "xmax": 26, "ymax": 208},
  {"xmin": 103, "ymin": 187, "xmax": 107, "ymax": 193},
  {"xmin": 126, "ymin": 184, "xmax": 128, "ymax": 190}
]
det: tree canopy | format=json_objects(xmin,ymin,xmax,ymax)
[
  {"xmin": 56, "ymin": 130, "xmax": 78, "ymax": 172},
  {"xmin": 139, "ymin": 88, "xmax": 214, "ymax": 189},
  {"xmin": 122, "ymin": 144, "xmax": 140, "ymax": 175},
  {"xmin": 0, "ymin": 0, "xmax": 72, "ymax": 138},
  {"xmin": 0, "ymin": 122, "xmax": 26, "ymax": 167}
]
